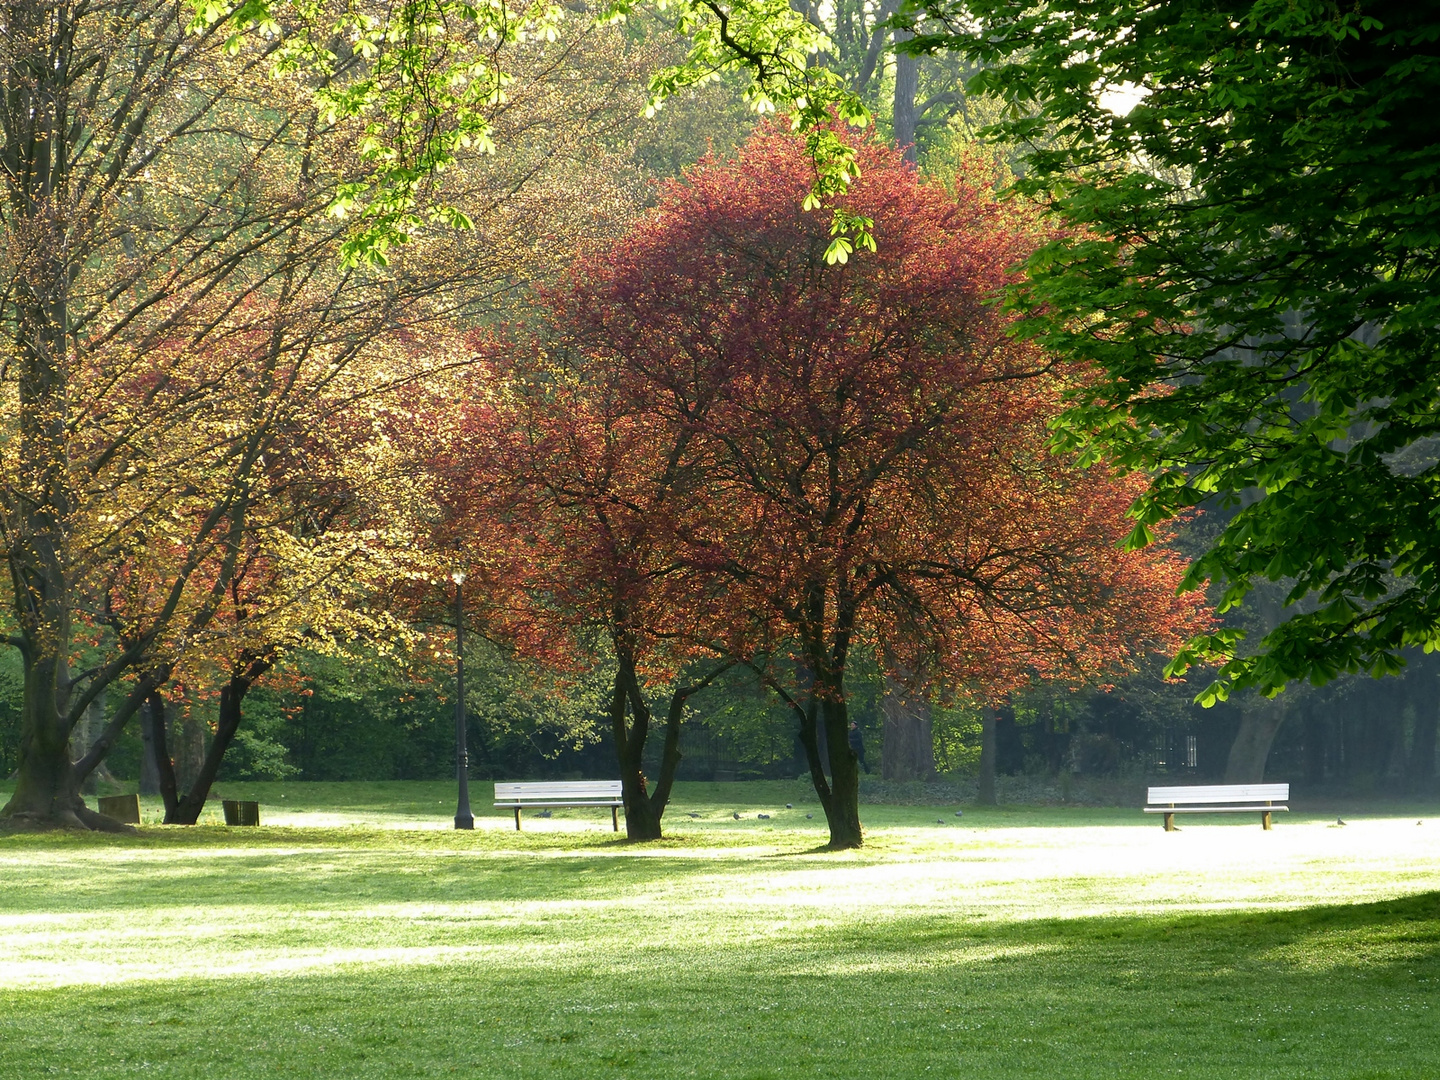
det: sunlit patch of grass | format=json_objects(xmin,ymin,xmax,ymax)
[{"xmin": 1, "ymin": 781, "xmax": 1438, "ymax": 1078}]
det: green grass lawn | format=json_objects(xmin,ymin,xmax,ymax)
[{"xmin": 1, "ymin": 781, "xmax": 1437, "ymax": 1078}]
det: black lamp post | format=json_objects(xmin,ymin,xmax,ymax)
[{"xmin": 452, "ymin": 570, "xmax": 474, "ymax": 829}]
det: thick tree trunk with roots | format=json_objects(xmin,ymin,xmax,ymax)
[
  {"xmin": 0, "ymin": 2, "xmax": 115, "ymax": 831},
  {"xmin": 795, "ymin": 661, "xmax": 863, "ymax": 850},
  {"xmin": 2, "ymin": 187, "xmax": 85, "ymax": 826}
]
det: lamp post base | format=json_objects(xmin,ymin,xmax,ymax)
[{"xmin": 454, "ymin": 812, "xmax": 474, "ymax": 830}]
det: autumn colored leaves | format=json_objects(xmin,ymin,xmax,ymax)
[{"xmin": 432, "ymin": 127, "xmax": 1207, "ymax": 848}]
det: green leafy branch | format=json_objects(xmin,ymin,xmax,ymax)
[
  {"xmin": 607, "ymin": 0, "xmax": 875, "ymax": 261},
  {"xmin": 189, "ymin": 0, "xmax": 564, "ymax": 266}
]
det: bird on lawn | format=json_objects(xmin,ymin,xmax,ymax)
[
  {"xmin": 732, "ymin": 811, "xmax": 741, "ymax": 820},
  {"xmin": 1336, "ymin": 818, "xmax": 1346, "ymax": 826}
]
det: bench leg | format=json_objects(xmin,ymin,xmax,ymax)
[
  {"xmin": 514, "ymin": 807, "xmax": 522, "ymax": 831},
  {"xmin": 612, "ymin": 806, "xmax": 619, "ymax": 832},
  {"xmin": 1164, "ymin": 812, "xmax": 1175, "ymax": 832},
  {"xmin": 1262, "ymin": 811, "xmax": 1272, "ymax": 831}
]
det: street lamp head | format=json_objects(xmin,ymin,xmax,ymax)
[{"xmin": 451, "ymin": 569, "xmax": 467, "ymax": 586}]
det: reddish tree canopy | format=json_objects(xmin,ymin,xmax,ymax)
[
  {"xmin": 553, "ymin": 125, "xmax": 1208, "ymax": 846},
  {"xmin": 437, "ymin": 126, "xmax": 1209, "ymax": 847}
]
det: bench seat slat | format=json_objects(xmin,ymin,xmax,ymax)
[
  {"xmin": 495, "ymin": 781, "xmax": 622, "ymax": 799},
  {"xmin": 494, "ymin": 800, "xmax": 623, "ymax": 808},
  {"xmin": 1143, "ymin": 805, "xmax": 1289, "ymax": 814},
  {"xmin": 1146, "ymin": 783, "xmax": 1288, "ymax": 803}
]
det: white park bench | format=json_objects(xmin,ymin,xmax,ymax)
[
  {"xmin": 494, "ymin": 781, "xmax": 623, "ymax": 832},
  {"xmin": 1145, "ymin": 783, "xmax": 1289, "ymax": 832}
]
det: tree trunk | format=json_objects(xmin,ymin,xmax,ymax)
[
  {"xmin": 881, "ymin": 677, "xmax": 934, "ymax": 781},
  {"xmin": 0, "ymin": 7, "xmax": 124, "ymax": 833},
  {"xmin": 71, "ymin": 695, "xmax": 115, "ymax": 795},
  {"xmin": 148, "ymin": 692, "xmax": 182, "ymax": 820},
  {"xmin": 816, "ymin": 668, "xmax": 862, "ymax": 849},
  {"xmin": 168, "ymin": 658, "xmax": 272, "ymax": 824},
  {"xmin": 978, "ymin": 706, "xmax": 998, "ymax": 805},
  {"xmin": 139, "ymin": 695, "xmax": 162, "ymax": 796},
  {"xmin": 612, "ymin": 658, "xmax": 662, "ymax": 841},
  {"xmin": 893, "ymin": 29, "xmax": 919, "ymax": 164},
  {"xmin": 612, "ymin": 652, "xmax": 732, "ymax": 840},
  {"xmin": 1223, "ymin": 696, "xmax": 1287, "ymax": 783},
  {"xmin": 795, "ymin": 680, "xmax": 834, "ymax": 822},
  {"xmin": 0, "ymin": 1, "xmax": 85, "ymax": 831}
]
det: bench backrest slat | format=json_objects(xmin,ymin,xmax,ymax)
[
  {"xmin": 494, "ymin": 781, "xmax": 623, "ymax": 800},
  {"xmin": 1146, "ymin": 783, "xmax": 1288, "ymax": 804}
]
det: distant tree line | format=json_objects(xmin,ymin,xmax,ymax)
[{"xmin": 10, "ymin": 639, "xmax": 1431, "ymax": 799}]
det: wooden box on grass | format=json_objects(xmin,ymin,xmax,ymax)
[
  {"xmin": 97, "ymin": 794, "xmax": 141, "ymax": 824},
  {"xmin": 222, "ymin": 800, "xmax": 260, "ymax": 826}
]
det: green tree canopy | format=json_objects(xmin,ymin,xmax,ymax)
[{"xmin": 881, "ymin": 0, "xmax": 1440, "ymax": 701}]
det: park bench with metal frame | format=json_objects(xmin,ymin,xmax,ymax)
[
  {"xmin": 494, "ymin": 781, "xmax": 623, "ymax": 831},
  {"xmin": 1144, "ymin": 783, "xmax": 1289, "ymax": 831}
]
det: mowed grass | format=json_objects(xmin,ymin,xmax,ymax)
[{"xmin": 1, "ymin": 781, "xmax": 1437, "ymax": 1078}]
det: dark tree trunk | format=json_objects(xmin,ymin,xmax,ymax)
[
  {"xmin": 168, "ymin": 658, "xmax": 272, "ymax": 825},
  {"xmin": 881, "ymin": 678, "xmax": 934, "ymax": 781},
  {"xmin": 1223, "ymin": 697, "xmax": 1287, "ymax": 783},
  {"xmin": 611, "ymin": 649, "xmax": 732, "ymax": 841},
  {"xmin": 0, "ymin": 0, "xmax": 82, "ymax": 831},
  {"xmin": 814, "ymin": 667, "xmax": 862, "ymax": 849},
  {"xmin": 795, "ymin": 681, "xmax": 834, "ymax": 824},
  {"xmin": 613, "ymin": 660, "xmax": 662, "ymax": 841},
  {"xmin": 806, "ymin": 660, "xmax": 829, "ymax": 779},
  {"xmin": 893, "ymin": 29, "xmax": 919, "ymax": 163},
  {"xmin": 978, "ymin": 706, "xmax": 998, "ymax": 805},
  {"xmin": 138, "ymin": 693, "xmax": 162, "ymax": 795},
  {"xmin": 147, "ymin": 692, "xmax": 181, "ymax": 820}
]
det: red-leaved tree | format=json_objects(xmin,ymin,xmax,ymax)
[
  {"xmin": 431, "ymin": 336, "xmax": 745, "ymax": 839},
  {"xmin": 547, "ymin": 126, "xmax": 1209, "ymax": 848}
]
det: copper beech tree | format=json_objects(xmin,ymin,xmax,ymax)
[{"xmin": 457, "ymin": 127, "xmax": 1207, "ymax": 848}]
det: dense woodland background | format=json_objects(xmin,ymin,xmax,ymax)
[{"xmin": 4, "ymin": 614, "xmax": 1436, "ymax": 798}]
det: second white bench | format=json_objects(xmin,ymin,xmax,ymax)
[
  {"xmin": 1144, "ymin": 783, "xmax": 1289, "ymax": 831},
  {"xmin": 494, "ymin": 781, "xmax": 623, "ymax": 831}
]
